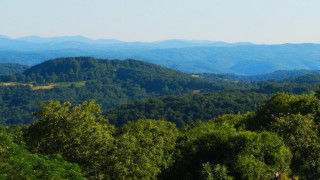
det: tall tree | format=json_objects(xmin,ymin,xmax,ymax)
[
  {"xmin": 24, "ymin": 100, "xmax": 115, "ymax": 179},
  {"xmin": 107, "ymin": 119, "xmax": 179, "ymax": 179}
]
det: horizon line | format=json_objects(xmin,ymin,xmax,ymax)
[{"xmin": 1, "ymin": 34, "xmax": 320, "ymax": 45}]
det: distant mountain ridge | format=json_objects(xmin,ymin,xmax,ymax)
[
  {"xmin": 0, "ymin": 35, "xmax": 249, "ymax": 51},
  {"xmin": 0, "ymin": 63, "xmax": 29, "ymax": 75},
  {"xmin": 1, "ymin": 35, "xmax": 320, "ymax": 75},
  {"xmin": 200, "ymin": 69, "xmax": 320, "ymax": 82}
]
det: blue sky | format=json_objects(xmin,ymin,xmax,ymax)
[{"xmin": 1, "ymin": 0, "xmax": 319, "ymax": 43}]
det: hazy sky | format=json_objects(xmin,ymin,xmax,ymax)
[{"xmin": 1, "ymin": 0, "xmax": 319, "ymax": 43}]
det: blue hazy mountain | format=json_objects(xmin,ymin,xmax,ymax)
[
  {"xmin": 0, "ymin": 36, "xmax": 252, "ymax": 51},
  {"xmin": 1, "ymin": 35, "xmax": 320, "ymax": 75},
  {"xmin": 17, "ymin": 35, "xmax": 123, "ymax": 44},
  {"xmin": 130, "ymin": 44, "xmax": 320, "ymax": 74},
  {"xmin": 0, "ymin": 35, "xmax": 10, "ymax": 39},
  {"xmin": 0, "ymin": 63, "xmax": 29, "ymax": 74}
]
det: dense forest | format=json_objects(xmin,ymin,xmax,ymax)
[
  {"xmin": 2, "ymin": 57, "xmax": 320, "ymax": 179},
  {"xmin": 105, "ymin": 91, "xmax": 270, "ymax": 128},
  {"xmin": 0, "ymin": 57, "xmax": 224, "ymax": 125},
  {"xmin": 0, "ymin": 57, "xmax": 319, "ymax": 126},
  {"xmin": 2, "ymin": 90, "xmax": 320, "ymax": 179}
]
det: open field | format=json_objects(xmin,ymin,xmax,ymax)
[
  {"xmin": 56, "ymin": 81, "xmax": 86, "ymax": 88},
  {"xmin": 2, "ymin": 82, "xmax": 28, "ymax": 86},
  {"xmin": 0, "ymin": 81, "xmax": 86, "ymax": 90}
]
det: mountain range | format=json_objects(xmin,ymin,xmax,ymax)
[{"xmin": 1, "ymin": 35, "xmax": 320, "ymax": 75}]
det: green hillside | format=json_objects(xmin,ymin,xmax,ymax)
[
  {"xmin": 1, "ymin": 57, "xmax": 320, "ymax": 179},
  {"xmin": 0, "ymin": 57, "xmax": 228, "ymax": 125},
  {"xmin": 1, "ymin": 57, "xmax": 320, "ymax": 126}
]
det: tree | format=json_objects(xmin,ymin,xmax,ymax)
[
  {"xmin": 249, "ymin": 92, "xmax": 320, "ymax": 130},
  {"xmin": 0, "ymin": 132, "xmax": 85, "ymax": 179},
  {"xmin": 107, "ymin": 119, "xmax": 179, "ymax": 179},
  {"xmin": 201, "ymin": 163, "xmax": 233, "ymax": 180},
  {"xmin": 24, "ymin": 100, "xmax": 115, "ymax": 179},
  {"xmin": 270, "ymin": 113, "xmax": 320, "ymax": 179},
  {"xmin": 168, "ymin": 120, "xmax": 291, "ymax": 179}
]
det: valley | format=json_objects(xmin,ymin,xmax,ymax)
[{"xmin": 1, "ymin": 55, "xmax": 320, "ymax": 179}]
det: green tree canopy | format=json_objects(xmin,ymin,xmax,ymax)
[
  {"xmin": 107, "ymin": 119, "xmax": 179, "ymax": 179},
  {"xmin": 270, "ymin": 113, "xmax": 320, "ymax": 179},
  {"xmin": 248, "ymin": 92, "xmax": 320, "ymax": 130},
  {"xmin": 0, "ymin": 132, "xmax": 85, "ymax": 179},
  {"xmin": 23, "ymin": 100, "xmax": 115, "ymax": 179},
  {"xmin": 167, "ymin": 119, "xmax": 291, "ymax": 180}
]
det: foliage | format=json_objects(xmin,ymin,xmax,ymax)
[
  {"xmin": 164, "ymin": 120, "xmax": 291, "ymax": 179},
  {"xmin": 247, "ymin": 92, "xmax": 320, "ymax": 130},
  {"xmin": 0, "ymin": 57, "xmax": 231, "ymax": 125},
  {"xmin": 107, "ymin": 119, "xmax": 179, "ymax": 179},
  {"xmin": 23, "ymin": 100, "xmax": 115, "ymax": 178},
  {"xmin": 3, "ymin": 57, "xmax": 320, "ymax": 179},
  {"xmin": 201, "ymin": 163, "xmax": 233, "ymax": 180},
  {"xmin": 245, "ymin": 91, "xmax": 320, "ymax": 179},
  {"xmin": 0, "ymin": 132, "xmax": 85, "ymax": 179},
  {"xmin": 1, "ymin": 57, "xmax": 320, "ymax": 126},
  {"xmin": 105, "ymin": 91, "xmax": 269, "ymax": 128},
  {"xmin": 0, "ymin": 124, "xmax": 26, "ymax": 144},
  {"xmin": 270, "ymin": 114, "xmax": 320, "ymax": 179},
  {"xmin": 5, "ymin": 89, "xmax": 320, "ymax": 179}
]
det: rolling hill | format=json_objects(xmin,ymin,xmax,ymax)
[
  {"xmin": 2, "ymin": 36, "xmax": 320, "ymax": 75},
  {"xmin": 1, "ymin": 56, "xmax": 320, "ymax": 126},
  {"xmin": 0, "ymin": 57, "xmax": 225, "ymax": 125}
]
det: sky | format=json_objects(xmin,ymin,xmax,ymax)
[{"xmin": 0, "ymin": 0, "xmax": 320, "ymax": 43}]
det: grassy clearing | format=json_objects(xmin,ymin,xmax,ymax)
[
  {"xmin": 55, "ymin": 81, "xmax": 86, "ymax": 88},
  {"xmin": 30, "ymin": 84, "xmax": 56, "ymax": 90},
  {"xmin": 0, "ymin": 81, "xmax": 86, "ymax": 90},
  {"xmin": 193, "ymin": 90, "xmax": 201, "ymax": 94},
  {"xmin": 190, "ymin": 74, "xmax": 200, "ymax": 78},
  {"xmin": 2, "ymin": 82, "xmax": 29, "ymax": 86}
]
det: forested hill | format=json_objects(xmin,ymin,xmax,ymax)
[
  {"xmin": 3, "ymin": 57, "xmax": 320, "ymax": 179},
  {"xmin": 104, "ymin": 71, "xmax": 320, "ymax": 127},
  {"xmin": 0, "ymin": 57, "xmax": 229, "ymax": 125},
  {"xmin": 105, "ymin": 91, "xmax": 270, "ymax": 127},
  {"xmin": 1, "ymin": 57, "xmax": 320, "ymax": 126},
  {"xmin": 0, "ymin": 63, "xmax": 29, "ymax": 75},
  {"xmin": 3, "ymin": 56, "xmax": 223, "ymax": 93},
  {"xmin": 21, "ymin": 57, "xmax": 212, "ymax": 88}
]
